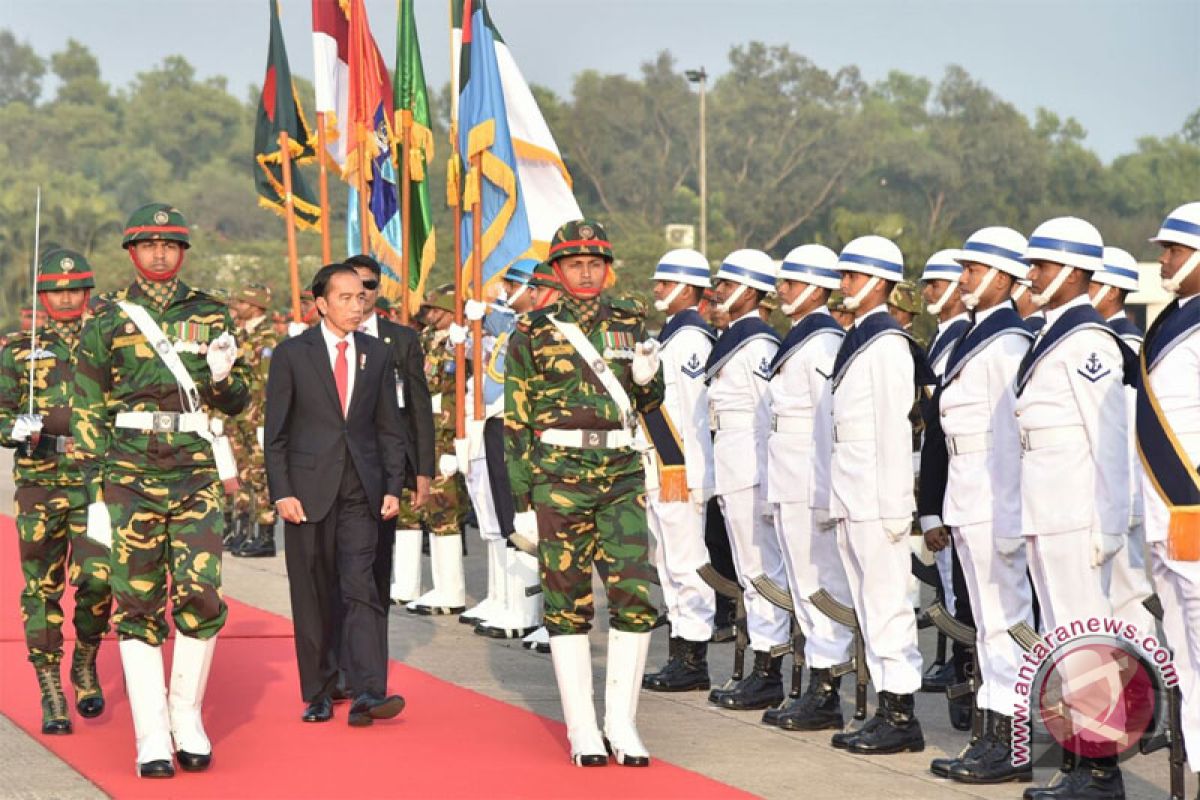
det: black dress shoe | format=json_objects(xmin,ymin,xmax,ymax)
[
  {"xmin": 348, "ymin": 693, "xmax": 406, "ymax": 727},
  {"xmin": 138, "ymin": 759, "xmax": 175, "ymax": 778},
  {"xmin": 302, "ymin": 697, "xmax": 333, "ymax": 722},
  {"xmin": 176, "ymin": 750, "xmax": 212, "ymax": 772},
  {"xmin": 330, "ymin": 686, "xmax": 351, "ymax": 703}
]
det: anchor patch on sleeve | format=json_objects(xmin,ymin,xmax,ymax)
[
  {"xmin": 681, "ymin": 352, "xmax": 705, "ymax": 379},
  {"xmin": 1076, "ymin": 352, "xmax": 1111, "ymax": 383}
]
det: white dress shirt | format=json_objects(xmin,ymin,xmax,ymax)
[{"xmin": 320, "ymin": 320, "xmax": 357, "ymax": 412}]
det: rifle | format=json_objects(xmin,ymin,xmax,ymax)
[
  {"xmin": 927, "ymin": 601, "xmax": 982, "ymax": 741},
  {"xmin": 751, "ymin": 574, "xmax": 806, "ymax": 703},
  {"xmin": 810, "ymin": 589, "xmax": 867, "ymax": 720},
  {"xmin": 1139, "ymin": 594, "xmax": 1185, "ymax": 800},
  {"xmin": 699, "ymin": 563, "xmax": 748, "ymax": 688},
  {"xmin": 912, "ymin": 552, "xmax": 949, "ymax": 668}
]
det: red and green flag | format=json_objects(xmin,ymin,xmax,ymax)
[{"xmin": 254, "ymin": 0, "xmax": 321, "ymax": 230}]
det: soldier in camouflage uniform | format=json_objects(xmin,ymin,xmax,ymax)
[
  {"xmin": 505, "ymin": 220, "xmax": 665, "ymax": 767},
  {"xmin": 71, "ymin": 203, "xmax": 249, "ymax": 778},
  {"xmin": 227, "ymin": 283, "xmax": 279, "ymax": 558},
  {"xmin": 0, "ymin": 248, "xmax": 112, "ymax": 735},
  {"xmin": 390, "ymin": 287, "xmax": 467, "ymax": 606}
]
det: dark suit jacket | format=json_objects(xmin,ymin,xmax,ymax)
[
  {"xmin": 264, "ymin": 326, "xmax": 409, "ymax": 523},
  {"xmin": 375, "ymin": 315, "xmax": 435, "ymax": 483}
]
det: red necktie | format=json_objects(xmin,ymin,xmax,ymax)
[{"xmin": 334, "ymin": 340, "xmax": 349, "ymax": 416}]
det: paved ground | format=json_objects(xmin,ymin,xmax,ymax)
[{"xmin": 0, "ymin": 448, "xmax": 1185, "ymax": 799}]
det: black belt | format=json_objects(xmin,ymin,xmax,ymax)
[{"xmin": 27, "ymin": 434, "xmax": 74, "ymax": 458}]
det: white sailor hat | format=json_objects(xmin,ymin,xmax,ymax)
[
  {"xmin": 1091, "ymin": 247, "xmax": 1140, "ymax": 291},
  {"xmin": 653, "ymin": 248, "xmax": 711, "ymax": 288},
  {"xmin": 1023, "ymin": 217, "xmax": 1104, "ymax": 271},
  {"xmin": 920, "ymin": 249, "xmax": 963, "ymax": 283},
  {"xmin": 779, "ymin": 244, "xmax": 840, "ymax": 290},
  {"xmin": 837, "ymin": 235, "xmax": 904, "ymax": 282},
  {"xmin": 955, "ymin": 227, "xmax": 1029, "ymax": 278},
  {"xmin": 1151, "ymin": 202, "xmax": 1200, "ymax": 251},
  {"xmin": 715, "ymin": 249, "xmax": 777, "ymax": 292}
]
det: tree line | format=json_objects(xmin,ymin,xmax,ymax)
[{"xmin": 1, "ymin": 31, "xmax": 1196, "ymax": 329}]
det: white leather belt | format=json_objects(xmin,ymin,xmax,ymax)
[
  {"xmin": 114, "ymin": 411, "xmax": 210, "ymax": 434},
  {"xmin": 771, "ymin": 415, "xmax": 813, "ymax": 434},
  {"xmin": 1019, "ymin": 426, "xmax": 1086, "ymax": 452},
  {"xmin": 540, "ymin": 428, "xmax": 634, "ymax": 450},
  {"xmin": 710, "ymin": 411, "xmax": 755, "ymax": 431},
  {"xmin": 431, "ymin": 393, "xmax": 444, "ymax": 415},
  {"xmin": 833, "ymin": 422, "xmax": 873, "ymax": 443},
  {"xmin": 946, "ymin": 432, "xmax": 991, "ymax": 455}
]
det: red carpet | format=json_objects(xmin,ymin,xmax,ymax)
[{"xmin": 0, "ymin": 516, "xmax": 751, "ymax": 799}]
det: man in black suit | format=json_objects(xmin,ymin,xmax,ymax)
[
  {"xmin": 344, "ymin": 255, "xmax": 434, "ymax": 609},
  {"xmin": 264, "ymin": 263, "xmax": 408, "ymax": 726}
]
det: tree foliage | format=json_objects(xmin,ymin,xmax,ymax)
[{"xmin": 0, "ymin": 31, "xmax": 1196, "ymax": 330}]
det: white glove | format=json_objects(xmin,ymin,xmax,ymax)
[
  {"xmin": 10, "ymin": 413, "xmax": 43, "ymax": 443},
  {"xmin": 631, "ymin": 339, "xmax": 661, "ymax": 386},
  {"xmin": 882, "ymin": 517, "xmax": 911, "ymax": 543},
  {"xmin": 206, "ymin": 332, "xmax": 238, "ymax": 382},
  {"xmin": 447, "ymin": 323, "xmax": 469, "ymax": 347},
  {"xmin": 995, "ymin": 535, "xmax": 1025, "ymax": 562},
  {"xmin": 814, "ymin": 509, "xmax": 838, "ymax": 532},
  {"xmin": 511, "ymin": 509, "xmax": 539, "ymax": 555},
  {"xmin": 438, "ymin": 453, "xmax": 458, "ymax": 478},
  {"xmin": 464, "ymin": 299, "xmax": 488, "ymax": 322},
  {"xmin": 287, "ymin": 321, "xmax": 307, "ymax": 338},
  {"xmin": 1092, "ymin": 531, "xmax": 1125, "ymax": 567},
  {"xmin": 86, "ymin": 502, "xmax": 113, "ymax": 549},
  {"xmin": 689, "ymin": 487, "xmax": 714, "ymax": 509}
]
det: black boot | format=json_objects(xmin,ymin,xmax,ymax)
[
  {"xmin": 644, "ymin": 639, "xmax": 710, "ymax": 692},
  {"xmin": 1023, "ymin": 755, "xmax": 1122, "ymax": 799},
  {"xmin": 831, "ymin": 709, "xmax": 884, "ymax": 749},
  {"xmin": 226, "ymin": 512, "xmax": 251, "ymax": 554},
  {"xmin": 921, "ymin": 660, "xmax": 955, "ymax": 692},
  {"xmin": 34, "ymin": 661, "xmax": 71, "ymax": 734},
  {"xmin": 709, "ymin": 650, "xmax": 784, "ymax": 710},
  {"xmin": 949, "ymin": 713, "xmax": 1033, "ymax": 784},
  {"xmin": 847, "ymin": 691, "xmax": 924, "ymax": 755},
  {"xmin": 643, "ymin": 637, "xmax": 682, "ymax": 687},
  {"xmin": 777, "ymin": 668, "xmax": 844, "ymax": 731},
  {"xmin": 931, "ymin": 709, "xmax": 989, "ymax": 777},
  {"xmin": 238, "ymin": 523, "xmax": 277, "ymax": 558},
  {"xmin": 947, "ymin": 691, "xmax": 973, "ymax": 731},
  {"xmin": 70, "ymin": 639, "xmax": 104, "ymax": 718}
]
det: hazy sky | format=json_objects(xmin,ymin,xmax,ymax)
[{"xmin": 5, "ymin": 0, "xmax": 1198, "ymax": 162}]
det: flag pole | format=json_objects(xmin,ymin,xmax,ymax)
[
  {"xmin": 451, "ymin": 0, "xmax": 465, "ymax": 440},
  {"xmin": 399, "ymin": 109, "xmax": 413, "ymax": 324},
  {"xmin": 278, "ymin": 131, "xmax": 303, "ymax": 322},
  {"xmin": 470, "ymin": 150, "xmax": 484, "ymax": 422},
  {"xmin": 27, "ymin": 186, "xmax": 41, "ymax": 417},
  {"xmin": 316, "ymin": 111, "xmax": 332, "ymax": 264},
  {"xmin": 358, "ymin": 123, "xmax": 372, "ymax": 257}
]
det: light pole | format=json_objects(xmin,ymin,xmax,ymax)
[{"xmin": 685, "ymin": 67, "xmax": 707, "ymax": 258}]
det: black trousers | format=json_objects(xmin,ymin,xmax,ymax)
[
  {"xmin": 484, "ymin": 417, "xmax": 516, "ymax": 537},
  {"xmin": 284, "ymin": 456, "xmax": 387, "ymax": 701}
]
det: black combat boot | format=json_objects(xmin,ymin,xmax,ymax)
[
  {"xmin": 1023, "ymin": 755, "xmax": 1122, "ymax": 799},
  {"xmin": 949, "ymin": 712, "xmax": 1033, "ymax": 784},
  {"xmin": 847, "ymin": 691, "xmax": 924, "ymax": 755},
  {"xmin": 34, "ymin": 661, "xmax": 71, "ymax": 734},
  {"xmin": 710, "ymin": 650, "xmax": 784, "ymax": 710},
  {"xmin": 238, "ymin": 523, "xmax": 277, "ymax": 558},
  {"xmin": 832, "ymin": 709, "xmax": 884, "ymax": 749},
  {"xmin": 643, "ymin": 636, "xmax": 682, "ymax": 688},
  {"xmin": 931, "ymin": 709, "xmax": 990, "ymax": 777},
  {"xmin": 777, "ymin": 668, "xmax": 844, "ymax": 731},
  {"xmin": 644, "ymin": 639, "xmax": 710, "ymax": 692},
  {"xmin": 70, "ymin": 639, "xmax": 104, "ymax": 718},
  {"xmin": 225, "ymin": 512, "xmax": 251, "ymax": 553},
  {"xmin": 1022, "ymin": 750, "xmax": 1076, "ymax": 799}
]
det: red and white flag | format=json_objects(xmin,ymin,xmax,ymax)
[{"xmin": 312, "ymin": 0, "xmax": 350, "ymax": 168}]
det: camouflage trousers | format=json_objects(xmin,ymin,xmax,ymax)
[
  {"xmin": 231, "ymin": 423, "xmax": 274, "ymax": 525},
  {"xmin": 533, "ymin": 469, "xmax": 657, "ymax": 636},
  {"xmin": 105, "ymin": 474, "xmax": 227, "ymax": 646},
  {"xmin": 16, "ymin": 483, "xmax": 112, "ymax": 666},
  {"xmin": 394, "ymin": 471, "xmax": 465, "ymax": 536}
]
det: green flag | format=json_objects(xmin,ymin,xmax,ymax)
[
  {"xmin": 394, "ymin": 0, "xmax": 436, "ymax": 312},
  {"xmin": 254, "ymin": 0, "xmax": 321, "ymax": 230}
]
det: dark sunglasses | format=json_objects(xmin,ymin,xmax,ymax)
[{"xmin": 361, "ymin": 279, "xmax": 379, "ymax": 291}]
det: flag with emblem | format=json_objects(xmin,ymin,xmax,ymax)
[
  {"xmin": 451, "ymin": 0, "xmax": 580, "ymax": 257},
  {"xmin": 457, "ymin": 0, "xmax": 533, "ymax": 294},
  {"xmin": 394, "ymin": 0, "xmax": 437, "ymax": 315},
  {"xmin": 254, "ymin": 0, "xmax": 322, "ymax": 230},
  {"xmin": 341, "ymin": 0, "xmax": 406, "ymax": 301}
]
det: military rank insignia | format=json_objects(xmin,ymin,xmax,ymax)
[
  {"xmin": 602, "ymin": 330, "xmax": 636, "ymax": 360},
  {"xmin": 681, "ymin": 352, "xmax": 705, "ymax": 379},
  {"xmin": 1077, "ymin": 352, "xmax": 1110, "ymax": 383},
  {"xmin": 754, "ymin": 356, "xmax": 772, "ymax": 380}
]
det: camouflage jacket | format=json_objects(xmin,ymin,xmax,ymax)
[
  {"xmin": 71, "ymin": 278, "xmax": 250, "ymax": 499},
  {"xmin": 504, "ymin": 295, "xmax": 664, "ymax": 511},
  {"xmin": 0, "ymin": 319, "xmax": 84, "ymax": 486},
  {"xmin": 231, "ymin": 314, "xmax": 279, "ymax": 431},
  {"xmin": 422, "ymin": 327, "xmax": 458, "ymax": 445}
]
